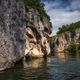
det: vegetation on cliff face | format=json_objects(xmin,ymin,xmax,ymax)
[
  {"xmin": 57, "ymin": 21, "xmax": 80, "ymax": 34},
  {"xmin": 51, "ymin": 21, "xmax": 80, "ymax": 55},
  {"xmin": 66, "ymin": 42, "xmax": 77, "ymax": 56},
  {"xmin": 66, "ymin": 41, "xmax": 80, "ymax": 57},
  {"xmin": 24, "ymin": 0, "xmax": 50, "ymax": 20}
]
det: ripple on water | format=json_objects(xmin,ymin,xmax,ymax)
[{"xmin": 0, "ymin": 57, "xmax": 80, "ymax": 80}]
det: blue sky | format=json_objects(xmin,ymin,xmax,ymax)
[{"xmin": 42, "ymin": 0, "xmax": 80, "ymax": 35}]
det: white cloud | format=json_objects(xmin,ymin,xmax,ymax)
[
  {"xmin": 70, "ymin": 0, "xmax": 80, "ymax": 10},
  {"xmin": 43, "ymin": 0, "xmax": 80, "ymax": 35}
]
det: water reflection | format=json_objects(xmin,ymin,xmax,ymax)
[
  {"xmin": 23, "ymin": 58, "xmax": 51, "ymax": 69},
  {"xmin": 0, "ymin": 56, "xmax": 80, "ymax": 80},
  {"xmin": 22, "ymin": 58, "xmax": 52, "ymax": 80},
  {"xmin": 56, "ymin": 52, "xmax": 68, "ymax": 59},
  {"xmin": 0, "ymin": 57, "xmax": 52, "ymax": 80}
]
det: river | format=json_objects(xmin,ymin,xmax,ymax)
[{"xmin": 0, "ymin": 56, "xmax": 80, "ymax": 80}]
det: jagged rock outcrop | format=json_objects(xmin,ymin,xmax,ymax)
[
  {"xmin": 0, "ymin": 0, "xmax": 52, "ymax": 70},
  {"xmin": 25, "ymin": 8, "xmax": 52, "ymax": 58},
  {"xmin": 0, "ymin": 0, "xmax": 25, "ymax": 70},
  {"xmin": 54, "ymin": 29, "xmax": 80, "ymax": 52}
]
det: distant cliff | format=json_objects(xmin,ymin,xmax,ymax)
[
  {"xmin": 53, "ymin": 27, "xmax": 80, "ymax": 53},
  {"xmin": 0, "ymin": 0, "xmax": 52, "ymax": 70}
]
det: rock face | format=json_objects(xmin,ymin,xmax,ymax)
[
  {"xmin": 54, "ymin": 29, "xmax": 80, "ymax": 52},
  {"xmin": 0, "ymin": 0, "xmax": 25, "ymax": 70},
  {"xmin": 25, "ymin": 8, "xmax": 52, "ymax": 58},
  {"xmin": 0, "ymin": 1, "xmax": 52, "ymax": 70}
]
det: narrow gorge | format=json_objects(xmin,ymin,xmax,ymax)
[{"xmin": 0, "ymin": 0, "xmax": 80, "ymax": 80}]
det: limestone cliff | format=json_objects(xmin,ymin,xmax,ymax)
[
  {"xmin": 54, "ymin": 29, "xmax": 80, "ymax": 53},
  {"xmin": 25, "ymin": 7, "xmax": 52, "ymax": 58},
  {"xmin": 0, "ymin": 0, "xmax": 52, "ymax": 70},
  {"xmin": 0, "ymin": 0, "xmax": 25, "ymax": 70}
]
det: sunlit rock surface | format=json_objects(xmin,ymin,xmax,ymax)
[
  {"xmin": 54, "ymin": 29, "xmax": 80, "ymax": 52},
  {"xmin": 25, "ymin": 8, "xmax": 52, "ymax": 58}
]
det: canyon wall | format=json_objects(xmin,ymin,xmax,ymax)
[
  {"xmin": 25, "ymin": 7, "xmax": 52, "ymax": 58},
  {"xmin": 0, "ymin": 0, "xmax": 52, "ymax": 70},
  {"xmin": 0, "ymin": 0, "xmax": 25, "ymax": 70},
  {"xmin": 54, "ymin": 29, "xmax": 80, "ymax": 53}
]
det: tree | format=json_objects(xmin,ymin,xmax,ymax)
[
  {"xmin": 66, "ymin": 41, "xmax": 78, "ymax": 57},
  {"xmin": 57, "ymin": 21, "xmax": 80, "ymax": 34}
]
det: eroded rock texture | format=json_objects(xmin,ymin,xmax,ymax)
[
  {"xmin": 25, "ymin": 8, "xmax": 52, "ymax": 58},
  {"xmin": 54, "ymin": 29, "xmax": 80, "ymax": 52},
  {"xmin": 0, "ymin": 0, "xmax": 25, "ymax": 70},
  {"xmin": 0, "ymin": 0, "xmax": 52, "ymax": 70}
]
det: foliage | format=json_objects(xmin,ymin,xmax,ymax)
[
  {"xmin": 66, "ymin": 41, "xmax": 79, "ymax": 57},
  {"xmin": 57, "ymin": 21, "xmax": 80, "ymax": 34},
  {"xmin": 24, "ymin": 0, "xmax": 50, "ymax": 20},
  {"xmin": 51, "ymin": 35, "xmax": 56, "ymax": 42}
]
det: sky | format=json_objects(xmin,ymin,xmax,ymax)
[{"xmin": 42, "ymin": 0, "xmax": 80, "ymax": 35}]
